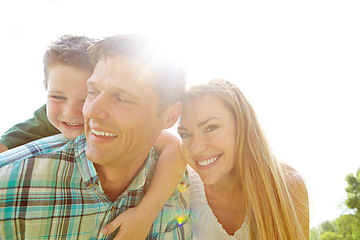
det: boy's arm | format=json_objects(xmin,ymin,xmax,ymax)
[
  {"xmin": 0, "ymin": 104, "xmax": 60, "ymax": 150},
  {"xmin": 139, "ymin": 131, "xmax": 187, "ymax": 218},
  {"xmin": 101, "ymin": 130, "xmax": 187, "ymax": 239},
  {"xmin": 0, "ymin": 143, "xmax": 8, "ymax": 153}
]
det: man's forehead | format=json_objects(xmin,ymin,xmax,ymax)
[
  {"xmin": 94, "ymin": 56, "xmax": 155, "ymax": 82},
  {"xmin": 87, "ymin": 56, "xmax": 158, "ymax": 98}
]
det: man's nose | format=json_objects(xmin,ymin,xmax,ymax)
[{"xmin": 83, "ymin": 93, "xmax": 109, "ymax": 120}]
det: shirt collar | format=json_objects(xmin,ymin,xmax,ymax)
[
  {"xmin": 71, "ymin": 134, "xmax": 97, "ymax": 189},
  {"xmin": 73, "ymin": 134, "xmax": 156, "ymax": 192}
]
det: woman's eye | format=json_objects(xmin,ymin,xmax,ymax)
[
  {"xmin": 205, "ymin": 125, "xmax": 218, "ymax": 132},
  {"xmin": 179, "ymin": 132, "xmax": 190, "ymax": 139}
]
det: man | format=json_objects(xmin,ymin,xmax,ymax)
[{"xmin": 0, "ymin": 35, "xmax": 191, "ymax": 239}]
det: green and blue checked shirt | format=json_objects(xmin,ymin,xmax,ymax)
[{"xmin": 0, "ymin": 134, "xmax": 192, "ymax": 239}]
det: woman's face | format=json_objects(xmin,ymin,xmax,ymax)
[{"xmin": 178, "ymin": 94, "xmax": 237, "ymax": 186}]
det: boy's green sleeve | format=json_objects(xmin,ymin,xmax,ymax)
[{"xmin": 0, "ymin": 104, "xmax": 60, "ymax": 149}]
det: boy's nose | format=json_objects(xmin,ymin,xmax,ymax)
[{"xmin": 64, "ymin": 102, "xmax": 83, "ymax": 117}]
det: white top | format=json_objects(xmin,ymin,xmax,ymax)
[{"xmin": 188, "ymin": 167, "xmax": 249, "ymax": 240}]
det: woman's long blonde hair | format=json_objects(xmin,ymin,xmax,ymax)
[{"xmin": 184, "ymin": 78, "xmax": 309, "ymax": 240}]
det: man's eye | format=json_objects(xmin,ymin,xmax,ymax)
[
  {"xmin": 115, "ymin": 95, "xmax": 132, "ymax": 104},
  {"xmin": 87, "ymin": 90, "xmax": 98, "ymax": 97}
]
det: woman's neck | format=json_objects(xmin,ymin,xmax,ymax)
[
  {"xmin": 204, "ymin": 168, "xmax": 240, "ymax": 197},
  {"xmin": 204, "ymin": 172, "xmax": 246, "ymax": 236}
]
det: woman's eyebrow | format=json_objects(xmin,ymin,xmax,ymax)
[
  {"xmin": 197, "ymin": 117, "xmax": 220, "ymax": 128},
  {"xmin": 177, "ymin": 126, "xmax": 187, "ymax": 131},
  {"xmin": 177, "ymin": 117, "xmax": 220, "ymax": 131}
]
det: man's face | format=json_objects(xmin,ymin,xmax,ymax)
[
  {"xmin": 83, "ymin": 56, "xmax": 167, "ymax": 168},
  {"xmin": 46, "ymin": 64, "xmax": 91, "ymax": 139}
]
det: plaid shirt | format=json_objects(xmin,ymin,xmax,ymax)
[{"xmin": 0, "ymin": 134, "xmax": 192, "ymax": 239}]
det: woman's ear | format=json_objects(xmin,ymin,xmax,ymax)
[{"xmin": 163, "ymin": 101, "xmax": 182, "ymax": 129}]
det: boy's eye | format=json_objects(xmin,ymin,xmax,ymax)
[
  {"xmin": 116, "ymin": 96, "xmax": 127, "ymax": 102},
  {"xmin": 51, "ymin": 96, "xmax": 66, "ymax": 100}
]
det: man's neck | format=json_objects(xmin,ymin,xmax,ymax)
[{"xmin": 94, "ymin": 160, "xmax": 145, "ymax": 202}]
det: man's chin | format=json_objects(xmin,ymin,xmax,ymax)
[{"xmin": 85, "ymin": 147, "xmax": 101, "ymax": 163}]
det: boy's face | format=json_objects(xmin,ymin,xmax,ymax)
[{"xmin": 46, "ymin": 64, "xmax": 92, "ymax": 140}]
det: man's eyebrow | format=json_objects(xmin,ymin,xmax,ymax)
[
  {"xmin": 87, "ymin": 80, "xmax": 138, "ymax": 99},
  {"xmin": 111, "ymin": 86, "xmax": 138, "ymax": 99}
]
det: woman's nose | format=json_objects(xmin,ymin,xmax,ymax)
[{"xmin": 189, "ymin": 136, "xmax": 207, "ymax": 155}]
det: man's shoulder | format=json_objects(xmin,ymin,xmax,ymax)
[{"xmin": 0, "ymin": 134, "xmax": 71, "ymax": 167}]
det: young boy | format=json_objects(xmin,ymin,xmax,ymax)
[
  {"xmin": 0, "ymin": 35, "xmax": 187, "ymax": 238},
  {"xmin": 0, "ymin": 35, "xmax": 94, "ymax": 152}
]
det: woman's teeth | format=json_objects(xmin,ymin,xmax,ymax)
[
  {"xmin": 198, "ymin": 155, "xmax": 220, "ymax": 166},
  {"xmin": 92, "ymin": 129, "xmax": 117, "ymax": 137},
  {"xmin": 65, "ymin": 122, "xmax": 82, "ymax": 126}
]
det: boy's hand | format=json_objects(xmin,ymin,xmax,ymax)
[
  {"xmin": 0, "ymin": 143, "xmax": 8, "ymax": 153},
  {"xmin": 101, "ymin": 206, "xmax": 152, "ymax": 240}
]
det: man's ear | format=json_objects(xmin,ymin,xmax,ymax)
[{"xmin": 163, "ymin": 101, "xmax": 182, "ymax": 129}]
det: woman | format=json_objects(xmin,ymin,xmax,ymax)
[
  {"xmin": 102, "ymin": 78, "xmax": 309, "ymax": 240},
  {"xmin": 177, "ymin": 78, "xmax": 309, "ymax": 239}
]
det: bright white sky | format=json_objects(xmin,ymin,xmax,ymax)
[{"xmin": 1, "ymin": 0, "xmax": 359, "ymax": 228}]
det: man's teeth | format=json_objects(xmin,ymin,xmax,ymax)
[
  {"xmin": 92, "ymin": 129, "xmax": 117, "ymax": 137},
  {"xmin": 198, "ymin": 156, "xmax": 220, "ymax": 166}
]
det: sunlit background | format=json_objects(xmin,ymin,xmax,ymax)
[{"xmin": 1, "ymin": 0, "xmax": 359, "ymax": 228}]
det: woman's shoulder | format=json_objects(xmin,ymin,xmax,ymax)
[
  {"xmin": 281, "ymin": 163, "xmax": 307, "ymax": 189},
  {"xmin": 280, "ymin": 163, "xmax": 309, "ymax": 212},
  {"xmin": 280, "ymin": 164, "xmax": 310, "ymax": 237}
]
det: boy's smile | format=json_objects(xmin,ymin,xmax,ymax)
[{"xmin": 46, "ymin": 64, "xmax": 92, "ymax": 140}]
